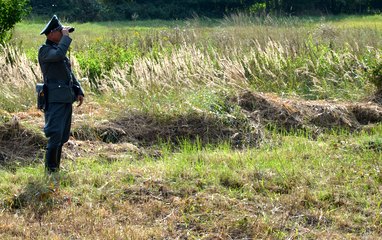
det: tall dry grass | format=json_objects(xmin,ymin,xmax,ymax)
[
  {"xmin": 0, "ymin": 45, "xmax": 41, "ymax": 112},
  {"xmin": 0, "ymin": 39, "xmax": 379, "ymax": 113},
  {"xmin": 2, "ymin": 15, "xmax": 382, "ymax": 113},
  {"xmin": 93, "ymin": 39, "xmax": 378, "ymax": 101}
]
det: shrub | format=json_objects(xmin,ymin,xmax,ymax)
[
  {"xmin": 0, "ymin": 0, "xmax": 30, "ymax": 43},
  {"xmin": 75, "ymin": 39, "xmax": 141, "ymax": 91},
  {"xmin": 368, "ymin": 61, "xmax": 382, "ymax": 90}
]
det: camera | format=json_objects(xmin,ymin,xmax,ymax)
[{"xmin": 68, "ymin": 27, "xmax": 75, "ymax": 33}]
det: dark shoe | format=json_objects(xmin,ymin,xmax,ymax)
[{"xmin": 45, "ymin": 147, "xmax": 59, "ymax": 173}]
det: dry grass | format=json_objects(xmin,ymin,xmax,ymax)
[
  {"xmin": 88, "ymin": 40, "xmax": 379, "ymax": 101},
  {"xmin": 0, "ymin": 116, "xmax": 45, "ymax": 166},
  {"xmin": 72, "ymin": 109, "xmax": 262, "ymax": 148},
  {"xmin": 6, "ymin": 16, "xmax": 381, "ymax": 111},
  {"xmin": 95, "ymin": 44, "xmax": 249, "ymax": 96},
  {"xmin": 0, "ymin": 44, "xmax": 42, "ymax": 112},
  {"xmin": 235, "ymin": 90, "xmax": 382, "ymax": 132},
  {"xmin": 1, "ymin": 22, "xmax": 380, "ymax": 113}
]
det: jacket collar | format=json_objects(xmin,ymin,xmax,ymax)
[{"xmin": 45, "ymin": 39, "xmax": 57, "ymax": 46}]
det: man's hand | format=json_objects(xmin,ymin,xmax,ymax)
[
  {"xmin": 77, "ymin": 95, "xmax": 84, "ymax": 107},
  {"xmin": 61, "ymin": 27, "xmax": 71, "ymax": 36}
]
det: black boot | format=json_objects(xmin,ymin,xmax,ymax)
[{"xmin": 45, "ymin": 147, "xmax": 59, "ymax": 173}]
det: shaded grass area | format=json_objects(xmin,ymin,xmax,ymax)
[{"xmin": 1, "ymin": 125, "xmax": 382, "ymax": 238}]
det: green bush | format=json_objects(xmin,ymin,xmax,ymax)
[
  {"xmin": 368, "ymin": 61, "xmax": 382, "ymax": 90},
  {"xmin": 249, "ymin": 3, "xmax": 266, "ymax": 16},
  {"xmin": 0, "ymin": 0, "xmax": 29, "ymax": 43},
  {"xmin": 75, "ymin": 39, "xmax": 141, "ymax": 91}
]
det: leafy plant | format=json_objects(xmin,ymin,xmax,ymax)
[
  {"xmin": 368, "ymin": 61, "xmax": 382, "ymax": 90},
  {"xmin": 0, "ymin": 0, "xmax": 30, "ymax": 43},
  {"xmin": 249, "ymin": 2, "xmax": 266, "ymax": 16}
]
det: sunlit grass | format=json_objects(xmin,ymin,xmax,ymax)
[{"xmin": 330, "ymin": 14, "xmax": 382, "ymax": 29}]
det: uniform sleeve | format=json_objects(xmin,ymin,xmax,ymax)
[{"xmin": 39, "ymin": 36, "xmax": 72, "ymax": 63}]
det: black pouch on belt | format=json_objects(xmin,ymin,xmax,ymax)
[{"xmin": 36, "ymin": 83, "xmax": 48, "ymax": 111}]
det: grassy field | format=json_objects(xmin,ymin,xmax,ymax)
[
  {"xmin": 1, "ymin": 14, "xmax": 382, "ymax": 239},
  {"xmin": 1, "ymin": 126, "xmax": 382, "ymax": 238}
]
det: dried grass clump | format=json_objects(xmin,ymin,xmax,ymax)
[
  {"xmin": 0, "ymin": 45, "xmax": 42, "ymax": 111},
  {"xmin": 235, "ymin": 90, "xmax": 382, "ymax": 132},
  {"xmin": 0, "ymin": 44, "xmax": 40, "ymax": 83},
  {"xmin": 0, "ymin": 116, "xmax": 46, "ymax": 165}
]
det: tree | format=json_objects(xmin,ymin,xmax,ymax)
[
  {"xmin": 27, "ymin": 0, "xmax": 382, "ymax": 21},
  {"xmin": 0, "ymin": 0, "xmax": 30, "ymax": 43}
]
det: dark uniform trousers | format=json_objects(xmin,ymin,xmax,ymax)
[{"xmin": 44, "ymin": 103, "xmax": 73, "ymax": 172}]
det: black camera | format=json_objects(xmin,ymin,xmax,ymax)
[{"xmin": 68, "ymin": 27, "xmax": 75, "ymax": 33}]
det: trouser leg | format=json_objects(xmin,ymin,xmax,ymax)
[{"xmin": 44, "ymin": 103, "xmax": 72, "ymax": 173}]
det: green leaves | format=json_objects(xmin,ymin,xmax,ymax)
[
  {"xmin": 368, "ymin": 61, "xmax": 382, "ymax": 90},
  {"xmin": 0, "ymin": 0, "xmax": 30, "ymax": 43}
]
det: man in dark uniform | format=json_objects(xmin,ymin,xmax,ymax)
[{"xmin": 38, "ymin": 15, "xmax": 84, "ymax": 174}]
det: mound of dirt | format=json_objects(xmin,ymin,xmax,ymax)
[
  {"xmin": 73, "ymin": 111, "xmax": 263, "ymax": 147},
  {"xmin": 234, "ymin": 91, "xmax": 382, "ymax": 132},
  {"xmin": 0, "ymin": 116, "xmax": 46, "ymax": 166}
]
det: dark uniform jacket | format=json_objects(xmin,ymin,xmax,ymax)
[{"xmin": 38, "ymin": 35, "xmax": 84, "ymax": 103}]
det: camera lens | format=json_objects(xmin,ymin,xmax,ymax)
[{"xmin": 68, "ymin": 27, "xmax": 75, "ymax": 33}]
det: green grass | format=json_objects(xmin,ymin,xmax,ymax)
[
  {"xmin": 12, "ymin": 18, "xmax": 217, "ymax": 51},
  {"xmin": 1, "ymin": 125, "xmax": 382, "ymax": 238},
  {"xmin": 330, "ymin": 15, "xmax": 382, "ymax": 29}
]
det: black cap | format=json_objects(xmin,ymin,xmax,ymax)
[{"xmin": 40, "ymin": 15, "xmax": 63, "ymax": 35}]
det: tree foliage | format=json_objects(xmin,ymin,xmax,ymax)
[
  {"xmin": 28, "ymin": 0, "xmax": 382, "ymax": 22},
  {"xmin": 266, "ymin": 0, "xmax": 382, "ymax": 15},
  {"xmin": 0, "ymin": 0, "xmax": 30, "ymax": 42}
]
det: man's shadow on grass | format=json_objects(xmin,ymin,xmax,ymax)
[{"xmin": 8, "ymin": 176, "xmax": 60, "ymax": 221}]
